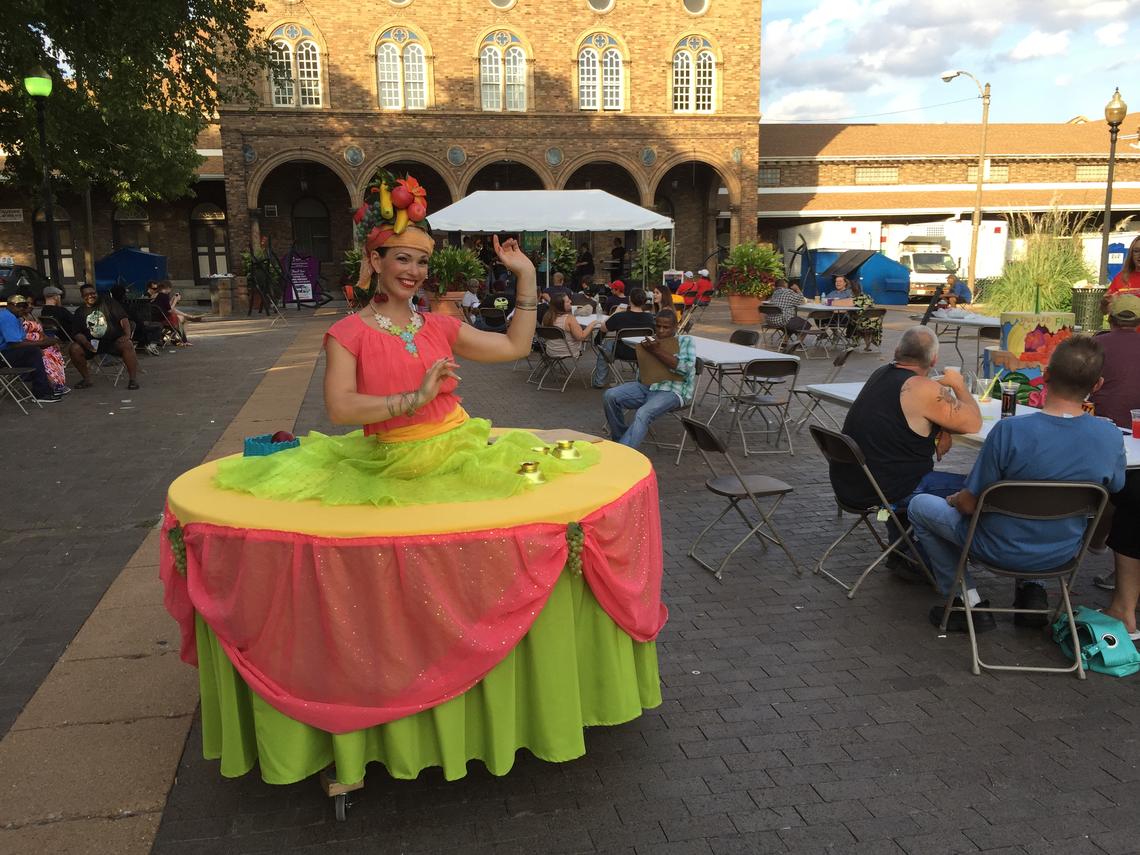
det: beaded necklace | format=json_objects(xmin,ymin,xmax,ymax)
[{"xmin": 369, "ymin": 305, "xmax": 423, "ymax": 356}]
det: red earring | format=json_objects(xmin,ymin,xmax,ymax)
[{"xmin": 372, "ymin": 291, "xmax": 388, "ymax": 303}]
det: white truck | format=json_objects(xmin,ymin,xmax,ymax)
[{"xmin": 778, "ymin": 219, "xmax": 1009, "ymax": 300}]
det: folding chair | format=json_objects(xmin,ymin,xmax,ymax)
[
  {"xmin": 728, "ymin": 357, "xmax": 799, "ymax": 456},
  {"xmin": 935, "ymin": 481, "xmax": 1109, "ymax": 678},
  {"xmin": 0, "ymin": 351, "xmax": 42, "ymax": 414},
  {"xmin": 759, "ymin": 305, "xmax": 787, "ymax": 347},
  {"xmin": 696, "ymin": 329, "xmax": 767, "ymax": 412},
  {"xmin": 534, "ymin": 326, "xmax": 588, "ymax": 392},
  {"xmin": 807, "ymin": 310, "xmax": 845, "ymax": 356},
  {"xmin": 976, "ymin": 325, "xmax": 1000, "ymax": 376},
  {"xmin": 342, "ymin": 285, "xmax": 360, "ymax": 312},
  {"xmin": 793, "ymin": 347, "xmax": 855, "ymax": 433},
  {"xmin": 478, "ymin": 307, "xmax": 508, "ymax": 333},
  {"xmin": 613, "ymin": 326, "xmax": 654, "ymax": 383},
  {"xmin": 680, "ymin": 416, "xmax": 799, "ymax": 580},
  {"xmin": 808, "ymin": 425, "xmax": 936, "ymax": 598}
]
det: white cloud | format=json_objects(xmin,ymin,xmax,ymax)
[
  {"xmin": 763, "ymin": 89, "xmax": 852, "ymax": 122},
  {"xmin": 1096, "ymin": 22, "xmax": 1127, "ymax": 45},
  {"xmin": 1008, "ymin": 29, "xmax": 1071, "ymax": 60},
  {"xmin": 1055, "ymin": 74, "xmax": 1072, "ymax": 86}
]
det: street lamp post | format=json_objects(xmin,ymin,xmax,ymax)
[
  {"xmin": 941, "ymin": 70, "xmax": 990, "ymax": 298},
  {"xmin": 1099, "ymin": 88, "xmax": 1128, "ymax": 286},
  {"xmin": 23, "ymin": 66, "xmax": 62, "ymax": 288}
]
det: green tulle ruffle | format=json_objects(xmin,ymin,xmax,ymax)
[{"xmin": 213, "ymin": 418, "xmax": 599, "ymax": 507}]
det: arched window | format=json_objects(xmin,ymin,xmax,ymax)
[
  {"xmin": 672, "ymin": 35, "xmax": 716, "ymax": 113},
  {"xmin": 578, "ymin": 34, "xmax": 624, "ymax": 111},
  {"xmin": 479, "ymin": 31, "xmax": 528, "ymax": 112},
  {"xmin": 266, "ymin": 24, "xmax": 324, "ymax": 108},
  {"xmin": 113, "ymin": 205, "xmax": 150, "ymax": 252},
  {"xmin": 376, "ymin": 27, "xmax": 430, "ymax": 110}
]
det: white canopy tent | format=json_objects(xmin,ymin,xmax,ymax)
[{"xmin": 429, "ymin": 189, "xmax": 675, "ymax": 287}]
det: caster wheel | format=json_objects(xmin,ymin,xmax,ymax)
[{"xmin": 334, "ymin": 793, "xmax": 347, "ymax": 822}]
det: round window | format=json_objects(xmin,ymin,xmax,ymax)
[
  {"xmin": 683, "ymin": 0, "xmax": 709, "ymax": 13},
  {"xmin": 389, "ymin": 0, "xmax": 413, "ymax": 6},
  {"xmin": 588, "ymin": 0, "xmax": 615, "ymax": 11},
  {"xmin": 489, "ymin": 0, "xmax": 517, "ymax": 8}
]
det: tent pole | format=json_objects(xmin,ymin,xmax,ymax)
[
  {"xmin": 545, "ymin": 230, "xmax": 550, "ymax": 290},
  {"xmin": 670, "ymin": 227, "xmax": 676, "ymax": 270}
]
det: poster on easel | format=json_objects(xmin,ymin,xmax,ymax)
[{"xmin": 284, "ymin": 251, "xmax": 319, "ymax": 304}]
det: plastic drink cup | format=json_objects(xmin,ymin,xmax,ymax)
[
  {"xmin": 1000, "ymin": 381, "xmax": 1019, "ymax": 418},
  {"xmin": 1132, "ymin": 409, "xmax": 1140, "ymax": 439},
  {"xmin": 826, "ymin": 298, "xmax": 833, "ymax": 306}
]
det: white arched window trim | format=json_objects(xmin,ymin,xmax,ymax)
[
  {"xmin": 672, "ymin": 51, "xmax": 692, "ymax": 112},
  {"xmin": 295, "ymin": 40, "xmax": 322, "ymax": 107},
  {"xmin": 480, "ymin": 45, "xmax": 502, "ymax": 111},
  {"xmin": 269, "ymin": 40, "xmax": 295, "ymax": 106},
  {"xmin": 377, "ymin": 43, "xmax": 401, "ymax": 109},
  {"xmin": 403, "ymin": 43, "xmax": 427, "ymax": 109},
  {"xmin": 578, "ymin": 48, "xmax": 599, "ymax": 111},
  {"xmin": 601, "ymin": 47, "xmax": 622, "ymax": 110},
  {"xmin": 504, "ymin": 46, "xmax": 526, "ymax": 112},
  {"xmin": 694, "ymin": 49, "xmax": 714, "ymax": 113}
]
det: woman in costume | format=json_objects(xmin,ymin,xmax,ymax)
[{"xmin": 215, "ymin": 171, "xmax": 597, "ymax": 506}]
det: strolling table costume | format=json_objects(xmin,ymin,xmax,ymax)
[{"xmin": 160, "ymin": 172, "xmax": 666, "ymax": 802}]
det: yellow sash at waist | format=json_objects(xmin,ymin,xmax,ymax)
[{"xmin": 373, "ymin": 405, "xmax": 470, "ymax": 443}]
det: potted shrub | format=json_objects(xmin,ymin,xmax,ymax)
[
  {"xmin": 721, "ymin": 241, "xmax": 784, "ymax": 323},
  {"xmin": 427, "ymin": 245, "xmax": 485, "ymax": 316},
  {"xmin": 631, "ymin": 238, "xmax": 671, "ymax": 290},
  {"xmin": 548, "ymin": 234, "xmax": 578, "ymax": 284}
]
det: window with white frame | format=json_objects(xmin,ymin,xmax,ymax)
[
  {"xmin": 758, "ymin": 167, "xmax": 780, "ymax": 187},
  {"xmin": 578, "ymin": 34, "xmax": 624, "ymax": 111},
  {"xmin": 480, "ymin": 31, "xmax": 528, "ymax": 112},
  {"xmin": 267, "ymin": 25, "xmax": 323, "ymax": 108},
  {"xmin": 967, "ymin": 164, "xmax": 1009, "ymax": 183},
  {"xmin": 854, "ymin": 166, "xmax": 899, "ymax": 184},
  {"xmin": 1076, "ymin": 164, "xmax": 1109, "ymax": 182},
  {"xmin": 375, "ymin": 28, "xmax": 429, "ymax": 110},
  {"xmin": 672, "ymin": 36, "xmax": 715, "ymax": 113}
]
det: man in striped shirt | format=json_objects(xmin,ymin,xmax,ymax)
[{"xmin": 603, "ymin": 309, "xmax": 696, "ymax": 449}]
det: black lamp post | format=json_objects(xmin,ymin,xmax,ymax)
[
  {"xmin": 1100, "ymin": 87, "xmax": 1128, "ymax": 285},
  {"xmin": 23, "ymin": 66, "xmax": 62, "ymax": 287}
]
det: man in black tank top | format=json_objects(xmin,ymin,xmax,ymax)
[{"xmin": 829, "ymin": 326, "xmax": 983, "ymax": 512}]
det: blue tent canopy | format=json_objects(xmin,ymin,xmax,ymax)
[{"xmin": 93, "ymin": 247, "xmax": 168, "ymax": 292}]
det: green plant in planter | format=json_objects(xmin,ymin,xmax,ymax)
[
  {"xmin": 548, "ymin": 234, "xmax": 578, "ymax": 282},
  {"xmin": 631, "ymin": 238, "xmax": 671, "ymax": 287},
  {"xmin": 342, "ymin": 248, "xmax": 362, "ymax": 285},
  {"xmin": 720, "ymin": 241, "xmax": 784, "ymax": 299},
  {"xmin": 428, "ymin": 245, "xmax": 485, "ymax": 295},
  {"xmin": 980, "ymin": 210, "xmax": 1093, "ymax": 314}
]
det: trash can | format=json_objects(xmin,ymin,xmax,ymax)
[
  {"xmin": 1070, "ymin": 284, "xmax": 1107, "ymax": 332},
  {"xmin": 209, "ymin": 273, "xmax": 235, "ymax": 316}
]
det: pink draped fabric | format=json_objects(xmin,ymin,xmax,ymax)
[{"xmin": 160, "ymin": 473, "xmax": 666, "ymax": 733}]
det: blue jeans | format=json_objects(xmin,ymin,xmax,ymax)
[
  {"xmin": 592, "ymin": 340, "xmax": 613, "ymax": 386},
  {"xmin": 603, "ymin": 382, "xmax": 680, "ymax": 449},
  {"xmin": 907, "ymin": 493, "xmax": 971, "ymax": 595},
  {"xmin": 887, "ymin": 471, "xmax": 966, "ymax": 564}
]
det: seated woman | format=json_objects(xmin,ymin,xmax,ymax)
[
  {"xmin": 215, "ymin": 172, "xmax": 598, "ymax": 507},
  {"xmin": 848, "ymin": 280, "xmax": 882, "ymax": 351},
  {"xmin": 9, "ymin": 293, "xmax": 69, "ymax": 395},
  {"xmin": 542, "ymin": 293, "xmax": 599, "ymax": 358}
]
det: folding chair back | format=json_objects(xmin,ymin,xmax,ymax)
[
  {"xmin": 342, "ymin": 285, "xmax": 359, "ymax": 311},
  {"xmin": 809, "ymin": 424, "xmax": 866, "ymax": 470},
  {"xmin": 742, "ymin": 358, "xmax": 798, "ymax": 383},
  {"xmin": 680, "ymin": 414, "xmax": 727, "ymax": 455},
  {"xmin": 729, "ymin": 329, "xmax": 760, "ymax": 347},
  {"xmin": 570, "ymin": 293, "xmax": 593, "ymax": 306},
  {"xmin": 976, "ymin": 481, "xmax": 1106, "ymax": 524}
]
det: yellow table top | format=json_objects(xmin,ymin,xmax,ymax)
[{"xmin": 166, "ymin": 436, "xmax": 652, "ymax": 538}]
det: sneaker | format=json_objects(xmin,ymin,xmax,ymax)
[
  {"xmin": 929, "ymin": 597, "xmax": 997, "ymax": 634},
  {"xmin": 54, "ymin": 385, "xmax": 71, "ymax": 396},
  {"xmin": 1093, "ymin": 573, "xmax": 1116, "ymax": 591},
  {"xmin": 145, "ymin": 343, "xmax": 161, "ymax": 356},
  {"xmin": 76, "ymin": 379, "xmax": 94, "ymax": 389},
  {"xmin": 1012, "ymin": 583, "xmax": 1049, "ymax": 628},
  {"xmin": 127, "ymin": 380, "xmax": 140, "ymax": 390},
  {"xmin": 32, "ymin": 395, "xmax": 60, "ymax": 404}
]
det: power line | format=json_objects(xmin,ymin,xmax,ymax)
[{"xmin": 763, "ymin": 96, "xmax": 979, "ymax": 124}]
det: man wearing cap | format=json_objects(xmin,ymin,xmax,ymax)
[
  {"xmin": 676, "ymin": 271, "xmax": 699, "ymax": 307},
  {"xmin": 695, "ymin": 268, "xmax": 715, "ymax": 304},
  {"xmin": 0, "ymin": 294, "xmax": 59, "ymax": 402}
]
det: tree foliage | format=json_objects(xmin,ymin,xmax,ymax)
[{"xmin": 0, "ymin": 0, "xmax": 269, "ymax": 205}]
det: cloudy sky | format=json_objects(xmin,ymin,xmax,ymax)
[{"xmin": 760, "ymin": 0, "xmax": 1140, "ymax": 124}]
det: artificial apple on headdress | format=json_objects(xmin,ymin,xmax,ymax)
[
  {"xmin": 390, "ymin": 175, "xmax": 426, "ymax": 210},
  {"xmin": 408, "ymin": 199, "xmax": 427, "ymax": 222}
]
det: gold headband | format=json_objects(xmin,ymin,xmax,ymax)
[{"xmin": 374, "ymin": 226, "xmax": 435, "ymax": 256}]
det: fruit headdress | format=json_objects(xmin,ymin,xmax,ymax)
[{"xmin": 353, "ymin": 170, "xmax": 434, "ymax": 257}]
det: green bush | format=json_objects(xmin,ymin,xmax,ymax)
[
  {"xmin": 631, "ymin": 238, "xmax": 671, "ymax": 286},
  {"xmin": 981, "ymin": 211, "xmax": 1094, "ymax": 314},
  {"xmin": 548, "ymin": 235, "xmax": 578, "ymax": 282},
  {"xmin": 720, "ymin": 241, "xmax": 784, "ymax": 299},
  {"xmin": 428, "ymin": 245, "xmax": 485, "ymax": 295}
]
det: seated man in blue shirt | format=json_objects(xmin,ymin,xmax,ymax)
[
  {"xmin": 909, "ymin": 336, "xmax": 1127, "ymax": 632},
  {"xmin": 0, "ymin": 295, "xmax": 59, "ymax": 402},
  {"xmin": 603, "ymin": 309, "xmax": 696, "ymax": 449},
  {"xmin": 944, "ymin": 273, "xmax": 971, "ymax": 305}
]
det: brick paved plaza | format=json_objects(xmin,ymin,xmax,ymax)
[{"xmin": 3, "ymin": 302, "xmax": 1139, "ymax": 855}]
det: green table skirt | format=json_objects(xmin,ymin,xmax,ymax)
[{"xmin": 196, "ymin": 570, "xmax": 662, "ymax": 785}]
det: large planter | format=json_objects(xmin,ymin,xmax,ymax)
[
  {"xmin": 727, "ymin": 294, "xmax": 763, "ymax": 324},
  {"xmin": 429, "ymin": 290, "xmax": 465, "ymax": 317}
]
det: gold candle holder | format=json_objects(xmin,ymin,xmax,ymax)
[
  {"xmin": 531, "ymin": 445, "xmax": 551, "ymax": 455},
  {"xmin": 518, "ymin": 461, "xmax": 547, "ymax": 484},
  {"xmin": 551, "ymin": 439, "xmax": 581, "ymax": 460}
]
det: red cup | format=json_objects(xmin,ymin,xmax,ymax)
[{"xmin": 1132, "ymin": 409, "xmax": 1140, "ymax": 439}]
